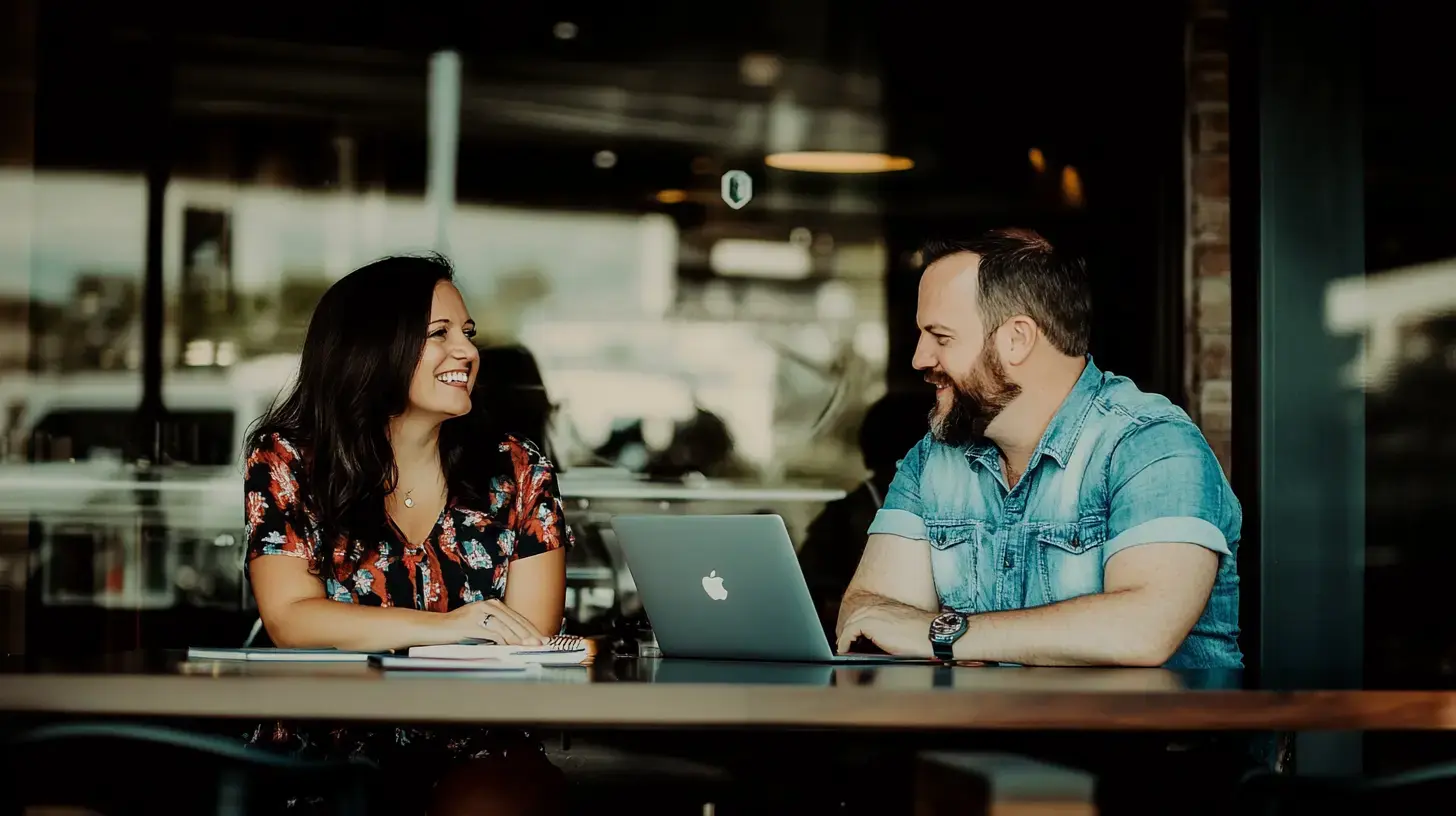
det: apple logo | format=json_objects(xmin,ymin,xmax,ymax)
[{"xmin": 701, "ymin": 570, "xmax": 728, "ymax": 601}]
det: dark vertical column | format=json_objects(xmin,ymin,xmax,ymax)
[
  {"xmin": 136, "ymin": 25, "xmax": 172, "ymax": 462},
  {"xmin": 1, "ymin": 0, "xmax": 36, "ymax": 656},
  {"xmin": 132, "ymin": 22, "xmax": 174, "ymax": 652},
  {"xmin": 883, "ymin": 222, "xmax": 923, "ymax": 392},
  {"xmin": 1230, "ymin": 0, "xmax": 1365, "ymax": 773}
]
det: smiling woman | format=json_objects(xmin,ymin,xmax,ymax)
[{"xmin": 240, "ymin": 254, "xmax": 571, "ymax": 815}]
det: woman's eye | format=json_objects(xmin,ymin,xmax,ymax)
[
  {"xmin": 430, "ymin": 329, "xmax": 447, "ymax": 339},
  {"xmin": 463, "ymin": 327, "xmax": 477, "ymax": 339}
]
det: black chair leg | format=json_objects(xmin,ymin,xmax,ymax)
[
  {"xmin": 216, "ymin": 767, "xmax": 249, "ymax": 816},
  {"xmin": 334, "ymin": 779, "xmax": 372, "ymax": 816}
]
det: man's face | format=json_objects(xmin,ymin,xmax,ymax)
[{"xmin": 911, "ymin": 253, "xmax": 1022, "ymax": 446}]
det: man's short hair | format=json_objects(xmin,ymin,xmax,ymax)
[{"xmin": 920, "ymin": 228, "xmax": 1091, "ymax": 356}]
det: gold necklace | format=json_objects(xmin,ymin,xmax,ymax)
[{"xmin": 403, "ymin": 489, "xmax": 415, "ymax": 509}]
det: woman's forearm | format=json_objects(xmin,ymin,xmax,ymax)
[{"xmin": 265, "ymin": 598, "xmax": 456, "ymax": 651}]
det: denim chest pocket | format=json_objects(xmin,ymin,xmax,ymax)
[
  {"xmin": 1034, "ymin": 519, "xmax": 1107, "ymax": 604},
  {"xmin": 926, "ymin": 521, "xmax": 985, "ymax": 613}
]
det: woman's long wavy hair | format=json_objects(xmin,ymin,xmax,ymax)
[{"xmin": 248, "ymin": 254, "xmax": 499, "ymax": 578}]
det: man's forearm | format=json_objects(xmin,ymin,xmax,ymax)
[
  {"xmin": 841, "ymin": 587, "xmax": 936, "ymax": 617},
  {"xmin": 952, "ymin": 589, "xmax": 1179, "ymax": 667}
]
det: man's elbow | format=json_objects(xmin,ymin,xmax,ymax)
[
  {"xmin": 1114, "ymin": 627, "xmax": 1187, "ymax": 667},
  {"xmin": 1117, "ymin": 642, "xmax": 1176, "ymax": 668}
]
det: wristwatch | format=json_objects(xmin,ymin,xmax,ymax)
[{"xmin": 929, "ymin": 610, "xmax": 969, "ymax": 661}]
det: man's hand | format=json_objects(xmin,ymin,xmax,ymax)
[{"xmin": 835, "ymin": 599, "xmax": 938, "ymax": 656}]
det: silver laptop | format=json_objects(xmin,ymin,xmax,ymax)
[{"xmin": 609, "ymin": 513, "xmax": 930, "ymax": 664}]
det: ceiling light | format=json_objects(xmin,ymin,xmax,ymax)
[
  {"xmin": 1028, "ymin": 147, "xmax": 1047, "ymax": 173},
  {"xmin": 740, "ymin": 53, "xmax": 782, "ymax": 87},
  {"xmin": 1061, "ymin": 165, "xmax": 1084, "ymax": 207},
  {"xmin": 764, "ymin": 152, "xmax": 914, "ymax": 174},
  {"xmin": 655, "ymin": 189, "xmax": 688, "ymax": 204}
]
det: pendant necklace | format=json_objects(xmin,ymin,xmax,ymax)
[{"xmin": 403, "ymin": 489, "xmax": 415, "ymax": 509}]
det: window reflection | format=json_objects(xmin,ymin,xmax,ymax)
[
  {"xmin": 2, "ymin": 3, "xmax": 1188, "ymax": 655},
  {"xmin": 1362, "ymin": 0, "xmax": 1456, "ymax": 694}
]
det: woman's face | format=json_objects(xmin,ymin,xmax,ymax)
[{"xmin": 406, "ymin": 281, "xmax": 480, "ymax": 419}]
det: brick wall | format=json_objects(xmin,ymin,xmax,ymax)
[{"xmin": 1187, "ymin": 0, "xmax": 1232, "ymax": 476}]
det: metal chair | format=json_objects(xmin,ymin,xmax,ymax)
[{"xmin": 2, "ymin": 721, "xmax": 377, "ymax": 815}]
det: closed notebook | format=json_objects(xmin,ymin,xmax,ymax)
[
  {"xmin": 369, "ymin": 654, "xmax": 532, "ymax": 672},
  {"xmin": 408, "ymin": 634, "xmax": 591, "ymax": 665},
  {"xmin": 186, "ymin": 647, "xmax": 378, "ymax": 663}
]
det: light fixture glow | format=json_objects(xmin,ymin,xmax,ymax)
[
  {"xmin": 655, "ymin": 189, "xmax": 688, "ymax": 204},
  {"xmin": 1061, "ymin": 165, "xmax": 1085, "ymax": 207},
  {"xmin": 1028, "ymin": 147, "xmax": 1047, "ymax": 173},
  {"xmin": 764, "ymin": 151, "xmax": 914, "ymax": 174}
]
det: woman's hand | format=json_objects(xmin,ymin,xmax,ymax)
[{"xmin": 442, "ymin": 599, "xmax": 547, "ymax": 646}]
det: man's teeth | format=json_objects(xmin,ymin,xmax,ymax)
[{"xmin": 436, "ymin": 372, "xmax": 468, "ymax": 384}]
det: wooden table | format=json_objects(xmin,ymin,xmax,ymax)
[{"xmin": 3, "ymin": 653, "xmax": 1454, "ymax": 731}]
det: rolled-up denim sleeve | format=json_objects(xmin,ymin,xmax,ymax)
[
  {"xmin": 1104, "ymin": 419, "xmax": 1240, "ymax": 565},
  {"xmin": 866, "ymin": 434, "xmax": 931, "ymax": 542}
]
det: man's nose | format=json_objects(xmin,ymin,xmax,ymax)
[{"xmin": 911, "ymin": 337, "xmax": 935, "ymax": 371}]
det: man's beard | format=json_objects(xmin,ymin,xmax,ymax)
[{"xmin": 927, "ymin": 345, "xmax": 1021, "ymax": 447}]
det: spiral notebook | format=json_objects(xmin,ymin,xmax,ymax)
[{"xmin": 406, "ymin": 634, "xmax": 591, "ymax": 665}]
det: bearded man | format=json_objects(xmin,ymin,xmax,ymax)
[{"xmin": 835, "ymin": 228, "xmax": 1242, "ymax": 668}]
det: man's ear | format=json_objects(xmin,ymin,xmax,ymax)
[{"xmin": 1001, "ymin": 316, "xmax": 1039, "ymax": 366}]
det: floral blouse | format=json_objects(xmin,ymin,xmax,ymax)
[
  {"xmin": 240, "ymin": 431, "xmax": 573, "ymax": 785},
  {"xmin": 244, "ymin": 431, "xmax": 573, "ymax": 608}
]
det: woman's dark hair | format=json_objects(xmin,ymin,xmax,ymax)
[{"xmin": 249, "ymin": 254, "xmax": 498, "ymax": 577}]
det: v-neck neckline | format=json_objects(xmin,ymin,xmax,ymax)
[{"xmin": 387, "ymin": 502, "xmax": 449, "ymax": 549}]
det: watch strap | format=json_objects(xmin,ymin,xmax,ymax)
[{"xmin": 932, "ymin": 638, "xmax": 954, "ymax": 661}]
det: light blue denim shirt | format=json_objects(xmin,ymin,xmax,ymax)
[{"xmin": 868, "ymin": 357, "xmax": 1242, "ymax": 669}]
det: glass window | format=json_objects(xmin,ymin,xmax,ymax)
[
  {"xmin": 1362, "ymin": 0, "xmax": 1456, "ymax": 688},
  {"xmin": 3, "ymin": 3, "xmax": 1191, "ymax": 649}
]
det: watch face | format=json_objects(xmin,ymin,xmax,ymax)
[{"xmin": 930, "ymin": 611, "xmax": 966, "ymax": 642}]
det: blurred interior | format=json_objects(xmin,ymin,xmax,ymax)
[
  {"xmin": 0, "ymin": 0, "xmax": 1451, "ymax": 727},
  {"xmin": 0, "ymin": 1, "xmax": 1189, "ymax": 656}
]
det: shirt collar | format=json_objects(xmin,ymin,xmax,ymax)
[{"xmin": 964, "ymin": 355, "xmax": 1104, "ymax": 472}]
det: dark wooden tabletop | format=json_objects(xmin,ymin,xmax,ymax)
[{"xmin": 1, "ymin": 652, "xmax": 1452, "ymax": 731}]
